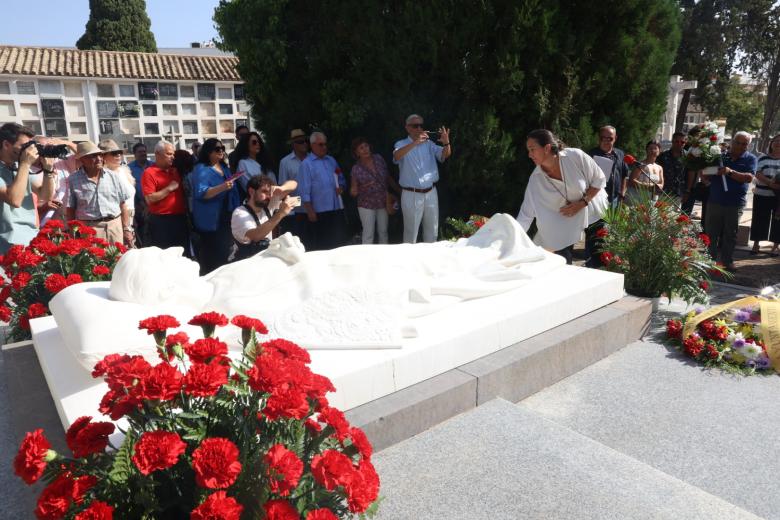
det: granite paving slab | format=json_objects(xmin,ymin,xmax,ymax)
[
  {"xmin": 373, "ymin": 399, "xmax": 758, "ymax": 520},
  {"xmin": 521, "ymin": 333, "xmax": 780, "ymax": 519}
]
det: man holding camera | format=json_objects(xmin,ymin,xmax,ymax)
[
  {"xmin": 231, "ymin": 175, "xmax": 298, "ymax": 261},
  {"xmin": 393, "ymin": 114, "xmax": 451, "ymax": 243},
  {"xmin": 0, "ymin": 123, "xmax": 56, "ymax": 253}
]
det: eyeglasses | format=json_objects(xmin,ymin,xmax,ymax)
[
  {"xmin": 106, "ymin": 151, "xmax": 122, "ymax": 156},
  {"xmin": 408, "ymin": 123, "xmax": 424, "ymax": 129},
  {"xmin": 312, "ymin": 142, "xmax": 327, "ymax": 147},
  {"xmin": 214, "ymin": 146, "xmax": 226, "ymax": 152},
  {"xmin": 599, "ymin": 135, "xmax": 615, "ymax": 141},
  {"xmin": 250, "ymin": 140, "xmax": 260, "ymax": 145},
  {"xmin": 293, "ymin": 140, "xmax": 307, "ymax": 145}
]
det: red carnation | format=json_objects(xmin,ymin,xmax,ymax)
[
  {"xmin": 66, "ymin": 416, "xmax": 115, "ymax": 458},
  {"xmin": 66, "ymin": 273, "xmax": 83, "ymax": 286},
  {"xmin": 345, "ymin": 459, "xmax": 380, "ymax": 513},
  {"xmin": 698, "ymin": 232, "xmax": 711, "ymax": 247},
  {"xmin": 185, "ymin": 337, "xmax": 229, "ymax": 365},
  {"xmin": 263, "ymin": 338, "xmax": 311, "ymax": 364},
  {"xmin": 160, "ymin": 331, "xmax": 190, "ymax": 362},
  {"xmin": 189, "ymin": 312, "xmax": 229, "ymax": 336},
  {"xmin": 135, "ymin": 363, "xmax": 183, "ymax": 402},
  {"xmin": 0, "ymin": 305, "xmax": 11, "ymax": 322},
  {"xmin": 191, "ymin": 491, "xmax": 244, "ymax": 520},
  {"xmin": 27, "ymin": 302, "xmax": 48, "ymax": 320},
  {"xmin": 264, "ymin": 499, "xmax": 299, "ymax": 520},
  {"xmin": 710, "ymin": 135, "xmax": 718, "ymax": 142},
  {"xmin": 44, "ymin": 273, "xmax": 68, "ymax": 294},
  {"xmin": 13, "ymin": 428, "xmax": 52, "ymax": 484},
  {"xmin": 43, "ymin": 219, "xmax": 65, "ymax": 230},
  {"xmin": 595, "ymin": 227, "xmax": 608, "ymax": 238},
  {"xmin": 35, "ymin": 474, "xmax": 74, "ymax": 519},
  {"xmin": 262, "ymin": 388, "xmax": 311, "ymax": 420},
  {"xmin": 348, "ymin": 427, "xmax": 373, "ymax": 460},
  {"xmin": 192, "ymin": 437, "xmax": 242, "ymax": 489},
  {"xmin": 74, "ymin": 500, "xmax": 114, "ymax": 520},
  {"xmin": 231, "ymin": 314, "xmax": 268, "ymax": 334},
  {"xmin": 676, "ymin": 214, "xmax": 691, "ymax": 224},
  {"xmin": 131, "ymin": 430, "xmax": 186, "ymax": 475},
  {"xmin": 599, "ymin": 252, "xmax": 614, "ymax": 265},
  {"xmin": 91, "ymin": 265, "xmax": 110, "ymax": 276},
  {"xmin": 265, "ymin": 444, "xmax": 303, "ymax": 496},
  {"xmin": 11, "ymin": 270, "xmax": 32, "ymax": 290},
  {"xmin": 310, "ymin": 450, "xmax": 355, "ymax": 490},
  {"xmin": 184, "ymin": 362, "xmax": 228, "ymax": 397},
  {"xmin": 306, "ymin": 510, "xmax": 338, "ymax": 520},
  {"xmin": 319, "ymin": 406, "xmax": 350, "ymax": 441},
  {"xmin": 666, "ymin": 319, "xmax": 683, "ymax": 339},
  {"xmin": 139, "ymin": 315, "xmax": 181, "ymax": 335},
  {"xmin": 87, "ymin": 247, "xmax": 105, "ymax": 258},
  {"xmin": 699, "ymin": 280, "xmax": 709, "ymax": 291},
  {"xmin": 58, "ymin": 238, "xmax": 84, "ymax": 256},
  {"xmin": 683, "ymin": 335, "xmax": 705, "ymax": 358}
]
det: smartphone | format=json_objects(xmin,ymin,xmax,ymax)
[{"xmin": 286, "ymin": 196, "xmax": 302, "ymax": 208}]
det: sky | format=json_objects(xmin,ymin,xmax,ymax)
[{"xmin": 1, "ymin": 0, "xmax": 222, "ymax": 48}]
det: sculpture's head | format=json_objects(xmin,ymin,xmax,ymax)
[{"xmin": 109, "ymin": 247, "xmax": 207, "ymax": 306}]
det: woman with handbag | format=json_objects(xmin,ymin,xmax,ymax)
[{"xmin": 516, "ymin": 129, "xmax": 609, "ymax": 265}]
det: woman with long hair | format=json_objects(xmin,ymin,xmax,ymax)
[
  {"xmin": 516, "ymin": 129, "xmax": 608, "ymax": 265},
  {"xmin": 191, "ymin": 138, "xmax": 240, "ymax": 274},
  {"xmin": 229, "ymin": 131, "xmax": 276, "ymax": 195}
]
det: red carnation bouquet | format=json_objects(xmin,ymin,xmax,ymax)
[
  {"xmin": 442, "ymin": 214, "xmax": 489, "ymax": 239},
  {"xmin": 0, "ymin": 220, "xmax": 125, "ymax": 342},
  {"xmin": 13, "ymin": 312, "xmax": 380, "ymax": 519}
]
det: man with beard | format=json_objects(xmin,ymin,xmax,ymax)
[{"xmin": 230, "ymin": 174, "xmax": 297, "ymax": 261}]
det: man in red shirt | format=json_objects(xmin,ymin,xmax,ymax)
[{"xmin": 142, "ymin": 140, "xmax": 189, "ymax": 252}]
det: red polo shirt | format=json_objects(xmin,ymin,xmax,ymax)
[{"xmin": 141, "ymin": 165, "xmax": 187, "ymax": 215}]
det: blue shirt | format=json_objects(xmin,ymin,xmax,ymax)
[
  {"xmin": 709, "ymin": 152, "xmax": 757, "ymax": 207},
  {"xmin": 128, "ymin": 160, "xmax": 153, "ymax": 208},
  {"xmin": 0, "ymin": 162, "xmax": 37, "ymax": 254},
  {"xmin": 298, "ymin": 153, "xmax": 345, "ymax": 213},
  {"xmin": 393, "ymin": 137, "xmax": 443, "ymax": 188},
  {"xmin": 278, "ymin": 152, "xmax": 305, "ymax": 214},
  {"xmin": 191, "ymin": 162, "xmax": 240, "ymax": 232}
]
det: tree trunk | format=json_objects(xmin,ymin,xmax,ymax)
[
  {"xmin": 676, "ymin": 89, "xmax": 692, "ymax": 133},
  {"xmin": 758, "ymin": 49, "xmax": 780, "ymax": 152}
]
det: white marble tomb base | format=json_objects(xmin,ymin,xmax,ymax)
[{"xmin": 31, "ymin": 265, "xmax": 623, "ymax": 431}]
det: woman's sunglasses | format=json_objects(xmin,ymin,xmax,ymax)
[{"xmin": 214, "ymin": 146, "xmax": 225, "ymax": 152}]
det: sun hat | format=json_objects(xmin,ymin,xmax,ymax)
[
  {"xmin": 287, "ymin": 129, "xmax": 308, "ymax": 143},
  {"xmin": 97, "ymin": 139, "xmax": 123, "ymax": 153},
  {"xmin": 75, "ymin": 141, "xmax": 103, "ymax": 159}
]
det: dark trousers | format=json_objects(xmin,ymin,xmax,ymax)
[
  {"xmin": 147, "ymin": 213, "xmax": 189, "ymax": 252},
  {"xmin": 705, "ymin": 202, "xmax": 742, "ymax": 267},
  {"xmin": 306, "ymin": 210, "xmax": 346, "ymax": 251},
  {"xmin": 197, "ymin": 220, "xmax": 233, "ymax": 275},
  {"xmin": 750, "ymin": 193, "xmax": 780, "ymax": 243},
  {"xmin": 681, "ymin": 183, "xmax": 709, "ymax": 233},
  {"xmin": 554, "ymin": 245, "xmax": 573, "ymax": 265}
]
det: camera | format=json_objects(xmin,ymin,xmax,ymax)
[{"xmin": 20, "ymin": 140, "xmax": 70, "ymax": 159}]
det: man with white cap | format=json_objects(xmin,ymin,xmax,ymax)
[{"xmin": 65, "ymin": 141, "xmax": 133, "ymax": 245}]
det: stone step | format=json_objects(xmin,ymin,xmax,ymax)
[
  {"xmin": 521, "ymin": 337, "xmax": 780, "ymax": 520},
  {"xmin": 373, "ymin": 399, "xmax": 759, "ymax": 519}
]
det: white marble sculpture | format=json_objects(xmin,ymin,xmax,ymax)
[{"xmin": 49, "ymin": 213, "xmax": 565, "ymax": 370}]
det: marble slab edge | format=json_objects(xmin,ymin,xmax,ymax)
[{"xmin": 346, "ymin": 295, "xmax": 652, "ymax": 452}]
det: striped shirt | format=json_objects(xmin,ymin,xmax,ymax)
[
  {"xmin": 755, "ymin": 155, "xmax": 780, "ymax": 197},
  {"xmin": 66, "ymin": 167, "xmax": 130, "ymax": 220}
]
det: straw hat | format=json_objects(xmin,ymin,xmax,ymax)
[
  {"xmin": 287, "ymin": 129, "xmax": 308, "ymax": 143},
  {"xmin": 75, "ymin": 141, "xmax": 103, "ymax": 159},
  {"xmin": 98, "ymin": 139, "xmax": 123, "ymax": 153}
]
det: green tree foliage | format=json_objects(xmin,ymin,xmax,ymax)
[
  {"xmin": 735, "ymin": 0, "xmax": 780, "ymax": 151},
  {"xmin": 77, "ymin": 0, "xmax": 157, "ymax": 53},
  {"xmin": 671, "ymin": 0, "xmax": 741, "ymax": 131},
  {"xmin": 214, "ymin": 0, "xmax": 680, "ymax": 216},
  {"xmin": 712, "ymin": 77, "xmax": 765, "ymax": 136}
]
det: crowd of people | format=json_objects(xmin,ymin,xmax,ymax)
[
  {"xmin": 0, "ymin": 115, "xmax": 452, "ymax": 275},
  {"xmin": 0, "ymin": 115, "xmax": 776, "ymax": 276}
]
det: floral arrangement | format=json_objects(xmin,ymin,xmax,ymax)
[
  {"xmin": 666, "ymin": 303, "xmax": 774, "ymax": 374},
  {"xmin": 13, "ymin": 312, "xmax": 380, "ymax": 519},
  {"xmin": 442, "ymin": 214, "xmax": 489, "ymax": 239},
  {"xmin": 599, "ymin": 190, "xmax": 726, "ymax": 303},
  {"xmin": 0, "ymin": 220, "xmax": 125, "ymax": 342},
  {"xmin": 683, "ymin": 121, "xmax": 723, "ymax": 171}
]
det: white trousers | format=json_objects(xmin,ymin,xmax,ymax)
[
  {"xmin": 401, "ymin": 187, "xmax": 438, "ymax": 243},
  {"xmin": 357, "ymin": 206, "xmax": 389, "ymax": 244}
]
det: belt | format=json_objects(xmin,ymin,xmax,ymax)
[
  {"xmin": 402, "ymin": 185, "xmax": 434, "ymax": 194},
  {"xmin": 83, "ymin": 215, "xmax": 119, "ymax": 223}
]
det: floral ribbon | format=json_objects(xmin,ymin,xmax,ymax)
[{"xmin": 682, "ymin": 296, "xmax": 780, "ymax": 370}]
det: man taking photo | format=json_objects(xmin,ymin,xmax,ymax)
[{"xmin": 231, "ymin": 175, "xmax": 297, "ymax": 261}]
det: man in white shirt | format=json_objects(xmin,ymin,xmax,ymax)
[{"xmin": 231, "ymin": 175, "xmax": 297, "ymax": 261}]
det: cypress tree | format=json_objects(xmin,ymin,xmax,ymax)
[
  {"xmin": 77, "ymin": 0, "xmax": 157, "ymax": 53},
  {"xmin": 214, "ymin": 0, "xmax": 680, "ymax": 217}
]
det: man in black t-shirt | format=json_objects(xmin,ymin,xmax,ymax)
[{"xmin": 587, "ymin": 125, "xmax": 629, "ymax": 204}]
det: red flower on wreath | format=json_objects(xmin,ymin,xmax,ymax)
[
  {"xmin": 348, "ymin": 427, "xmax": 373, "ymax": 460},
  {"xmin": 185, "ymin": 337, "xmax": 229, "ymax": 365},
  {"xmin": 87, "ymin": 247, "xmax": 106, "ymax": 258},
  {"xmin": 160, "ymin": 331, "xmax": 190, "ymax": 362},
  {"xmin": 345, "ymin": 459, "xmax": 380, "ymax": 513},
  {"xmin": 311, "ymin": 450, "xmax": 355, "ymax": 490},
  {"xmin": 192, "ymin": 437, "xmax": 242, "ymax": 489},
  {"xmin": 66, "ymin": 273, "xmax": 83, "ymax": 286},
  {"xmin": 57, "ymin": 238, "xmax": 84, "ymax": 256},
  {"xmin": 74, "ymin": 500, "xmax": 114, "ymax": 520},
  {"xmin": 676, "ymin": 214, "xmax": 691, "ymax": 224},
  {"xmin": 44, "ymin": 273, "xmax": 68, "ymax": 294},
  {"xmin": 666, "ymin": 319, "xmax": 683, "ymax": 339},
  {"xmin": 136, "ymin": 363, "xmax": 183, "ymax": 402},
  {"xmin": 599, "ymin": 252, "xmax": 614, "ymax": 265},
  {"xmin": 11, "ymin": 271, "xmax": 31, "ymax": 290},
  {"xmin": 307, "ymin": 509, "xmax": 339, "ymax": 520},
  {"xmin": 191, "ymin": 491, "xmax": 243, "ymax": 520},
  {"xmin": 13, "ymin": 428, "xmax": 52, "ymax": 484},
  {"xmin": 231, "ymin": 314, "xmax": 268, "ymax": 334},
  {"xmin": 131, "ymin": 430, "xmax": 187, "ymax": 475},
  {"xmin": 683, "ymin": 335, "xmax": 705, "ymax": 358},
  {"xmin": 0, "ymin": 305, "xmax": 11, "ymax": 322},
  {"xmin": 698, "ymin": 233, "xmax": 711, "ymax": 247},
  {"xmin": 189, "ymin": 311, "xmax": 229, "ymax": 337},
  {"xmin": 92, "ymin": 265, "xmax": 110, "ymax": 276},
  {"xmin": 595, "ymin": 227, "xmax": 608, "ymax": 238},
  {"xmin": 66, "ymin": 416, "xmax": 115, "ymax": 458},
  {"xmin": 264, "ymin": 499, "xmax": 299, "ymax": 520},
  {"xmin": 27, "ymin": 302, "xmax": 48, "ymax": 319},
  {"xmin": 35, "ymin": 474, "xmax": 75, "ymax": 519},
  {"xmin": 138, "ymin": 315, "xmax": 180, "ymax": 344},
  {"xmin": 264, "ymin": 444, "xmax": 304, "ymax": 496},
  {"xmin": 183, "ymin": 362, "xmax": 228, "ymax": 397}
]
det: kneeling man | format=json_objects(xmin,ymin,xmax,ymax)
[{"xmin": 231, "ymin": 175, "xmax": 297, "ymax": 261}]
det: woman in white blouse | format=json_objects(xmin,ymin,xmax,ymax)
[{"xmin": 516, "ymin": 129, "xmax": 608, "ymax": 265}]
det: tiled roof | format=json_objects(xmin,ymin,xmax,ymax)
[{"xmin": 0, "ymin": 46, "xmax": 241, "ymax": 82}]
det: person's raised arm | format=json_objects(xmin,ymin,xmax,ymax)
[
  {"xmin": 243, "ymin": 200, "xmax": 293, "ymax": 243},
  {"xmin": 0, "ymin": 144, "xmax": 38, "ymax": 208},
  {"xmin": 393, "ymin": 133, "xmax": 428, "ymax": 162}
]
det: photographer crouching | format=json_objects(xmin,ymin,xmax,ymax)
[
  {"xmin": 230, "ymin": 175, "xmax": 298, "ymax": 261},
  {"xmin": 0, "ymin": 123, "xmax": 58, "ymax": 254}
]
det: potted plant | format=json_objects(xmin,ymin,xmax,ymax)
[{"xmin": 598, "ymin": 189, "xmax": 726, "ymax": 305}]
